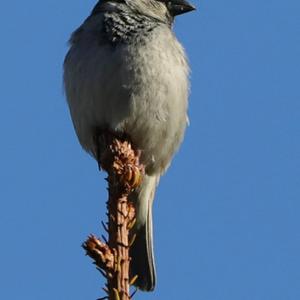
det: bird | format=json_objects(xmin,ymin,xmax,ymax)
[{"xmin": 63, "ymin": 0, "xmax": 195, "ymax": 292}]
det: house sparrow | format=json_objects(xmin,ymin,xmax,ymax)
[{"xmin": 64, "ymin": 0, "xmax": 195, "ymax": 291}]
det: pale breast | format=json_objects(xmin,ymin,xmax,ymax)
[{"xmin": 64, "ymin": 12, "xmax": 189, "ymax": 173}]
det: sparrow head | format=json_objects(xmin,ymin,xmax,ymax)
[
  {"xmin": 93, "ymin": 0, "xmax": 195, "ymax": 23},
  {"xmin": 125, "ymin": 0, "xmax": 196, "ymax": 22}
]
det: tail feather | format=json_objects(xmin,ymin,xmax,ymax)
[{"xmin": 129, "ymin": 175, "xmax": 159, "ymax": 291}]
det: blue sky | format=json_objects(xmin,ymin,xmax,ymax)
[{"xmin": 0, "ymin": 0, "xmax": 299, "ymax": 299}]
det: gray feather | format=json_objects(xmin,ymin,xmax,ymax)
[{"xmin": 129, "ymin": 174, "xmax": 158, "ymax": 291}]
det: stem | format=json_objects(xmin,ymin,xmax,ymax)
[{"xmin": 83, "ymin": 137, "xmax": 144, "ymax": 300}]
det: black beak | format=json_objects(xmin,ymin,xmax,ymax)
[{"xmin": 167, "ymin": 0, "xmax": 196, "ymax": 16}]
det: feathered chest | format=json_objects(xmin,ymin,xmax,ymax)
[{"xmin": 102, "ymin": 12, "xmax": 159, "ymax": 44}]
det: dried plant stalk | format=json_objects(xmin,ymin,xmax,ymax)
[{"xmin": 83, "ymin": 137, "xmax": 144, "ymax": 300}]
